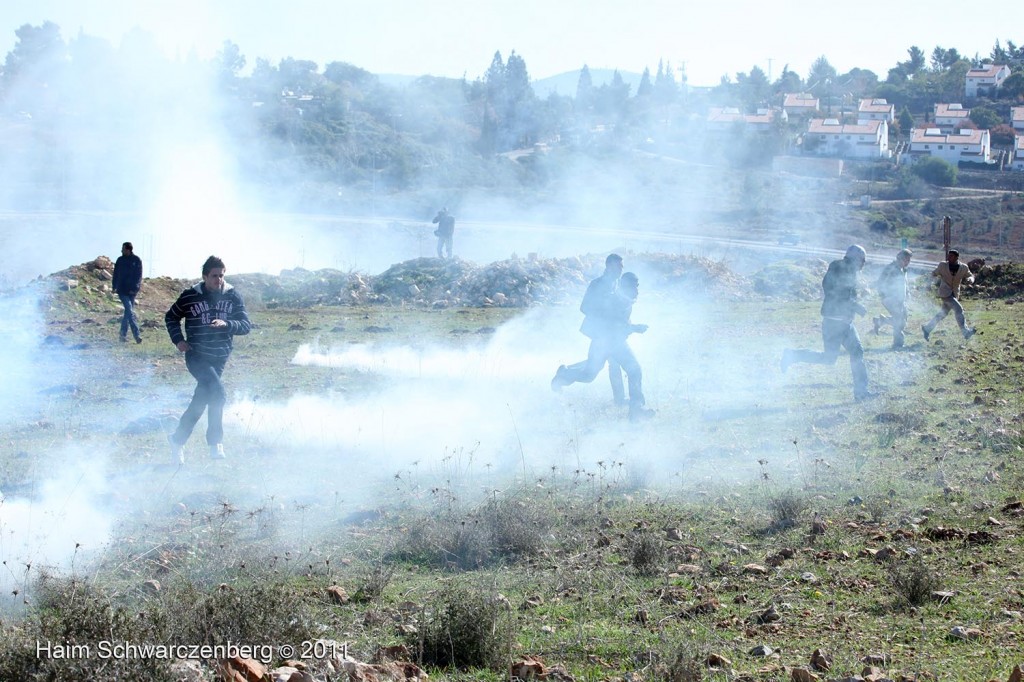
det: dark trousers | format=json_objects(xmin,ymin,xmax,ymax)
[
  {"xmin": 436, "ymin": 234, "xmax": 453, "ymax": 259},
  {"xmin": 118, "ymin": 293, "xmax": 140, "ymax": 340},
  {"xmin": 788, "ymin": 317, "xmax": 867, "ymax": 398},
  {"xmin": 172, "ymin": 353, "xmax": 227, "ymax": 446},
  {"xmin": 924, "ymin": 296, "xmax": 966, "ymax": 332}
]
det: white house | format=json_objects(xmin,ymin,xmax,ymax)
[
  {"xmin": 805, "ymin": 118, "xmax": 890, "ymax": 159},
  {"xmin": 1011, "ymin": 106, "xmax": 1024, "ymax": 134},
  {"xmin": 782, "ymin": 93, "xmax": 819, "ymax": 117},
  {"xmin": 965, "ymin": 64, "xmax": 1011, "ymax": 98},
  {"xmin": 706, "ymin": 107, "xmax": 786, "ymax": 132},
  {"xmin": 1012, "ymin": 135, "xmax": 1024, "ymax": 171},
  {"xmin": 906, "ymin": 128, "xmax": 991, "ymax": 165},
  {"xmin": 934, "ymin": 103, "xmax": 971, "ymax": 130},
  {"xmin": 857, "ymin": 98, "xmax": 895, "ymax": 123}
]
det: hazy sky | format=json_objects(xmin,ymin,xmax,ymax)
[{"xmin": 1, "ymin": 0, "xmax": 1019, "ymax": 87}]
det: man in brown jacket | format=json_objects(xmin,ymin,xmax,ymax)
[{"xmin": 922, "ymin": 249, "xmax": 975, "ymax": 341}]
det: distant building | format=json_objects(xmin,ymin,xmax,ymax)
[
  {"xmin": 706, "ymin": 106, "xmax": 787, "ymax": 132},
  {"xmin": 965, "ymin": 64, "xmax": 1011, "ymax": 98},
  {"xmin": 905, "ymin": 127, "xmax": 991, "ymax": 165},
  {"xmin": 782, "ymin": 93, "xmax": 820, "ymax": 118},
  {"xmin": 804, "ymin": 118, "xmax": 890, "ymax": 159},
  {"xmin": 857, "ymin": 98, "xmax": 895, "ymax": 124},
  {"xmin": 1012, "ymin": 135, "xmax": 1024, "ymax": 171},
  {"xmin": 1011, "ymin": 106, "xmax": 1024, "ymax": 134},
  {"xmin": 934, "ymin": 103, "xmax": 971, "ymax": 130}
]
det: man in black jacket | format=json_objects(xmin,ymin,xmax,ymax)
[
  {"xmin": 165, "ymin": 255, "xmax": 251, "ymax": 463},
  {"xmin": 781, "ymin": 245, "xmax": 871, "ymax": 401},
  {"xmin": 432, "ymin": 207, "xmax": 456, "ymax": 259},
  {"xmin": 112, "ymin": 241, "xmax": 143, "ymax": 343}
]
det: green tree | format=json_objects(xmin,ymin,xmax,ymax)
[
  {"xmin": 898, "ymin": 106, "xmax": 915, "ymax": 137},
  {"xmin": 653, "ymin": 59, "xmax": 678, "ymax": 105},
  {"xmin": 772, "ymin": 65, "xmax": 802, "ymax": 97},
  {"xmin": 736, "ymin": 65, "xmax": 769, "ymax": 110},
  {"xmin": 1000, "ymin": 71, "xmax": 1024, "ymax": 98},
  {"xmin": 575, "ymin": 64, "xmax": 593, "ymax": 111},
  {"xmin": 3, "ymin": 21, "xmax": 66, "ymax": 90},
  {"xmin": 635, "ymin": 67, "xmax": 652, "ymax": 98},
  {"xmin": 969, "ymin": 105, "xmax": 1000, "ymax": 129},
  {"xmin": 930, "ymin": 46, "xmax": 962, "ymax": 71},
  {"xmin": 911, "ymin": 156, "xmax": 957, "ymax": 186},
  {"xmin": 807, "ymin": 56, "xmax": 837, "ymax": 94},
  {"xmin": 901, "ymin": 46, "xmax": 927, "ymax": 76}
]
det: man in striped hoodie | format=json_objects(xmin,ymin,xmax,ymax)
[{"xmin": 165, "ymin": 256, "xmax": 251, "ymax": 463}]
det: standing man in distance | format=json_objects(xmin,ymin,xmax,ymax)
[
  {"xmin": 873, "ymin": 248, "xmax": 913, "ymax": 349},
  {"xmin": 112, "ymin": 241, "xmax": 143, "ymax": 344},
  {"xmin": 165, "ymin": 255, "xmax": 251, "ymax": 464},
  {"xmin": 432, "ymin": 207, "xmax": 456, "ymax": 259},
  {"xmin": 781, "ymin": 244, "xmax": 872, "ymax": 402},
  {"xmin": 922, "ymin": 249, "xmax": 976, "ymax": 341}
]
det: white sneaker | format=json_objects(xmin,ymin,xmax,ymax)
[
  {"xmin": 209, "ymin": 444, "xmax": 226, "ymax": 460},
  {"xmin": 168, "ymin": 435, "xmax": 184, "ymax": 465}
]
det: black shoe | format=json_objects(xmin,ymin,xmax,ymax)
[
  {"xmin": 963, "ymin": 328, "xmax": 976, "ymax": 340},
  {"xmin": 854, "ymin": 391, "xmax": 878, "ymax": 402},
  {"xmin": 135, "ymin": 335, "xmax": 143, "ymax": 344},
  {"xmin": 921, "ymin": 325, "xmax": 931, "ymax": 341}
]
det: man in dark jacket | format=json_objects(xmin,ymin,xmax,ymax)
[
  {"xmin": 165, "ymin": 255, "xmax": 251, "ymax": 463},
  {"xmin": 781, "ymin": 244, "xmax": 871, "ymax": 401},
  {"xmin": 112, "ymin": 241, "xmax": 143, "ymax": 343},
  {"xmin": 551, "ymin": 253, "xmax": 624, "ymax": 399},
  {"xmin": 432, "ymin": 207, "xmax": 456, "ymax": 259}
]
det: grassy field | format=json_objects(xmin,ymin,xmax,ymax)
[{"xmin": 0, "ymin": 261, "xmax": 1022, "ymax": 682}]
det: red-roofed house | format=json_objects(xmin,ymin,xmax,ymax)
[
  {"xmin": 965, "ymin": 64, "xmax": 1011, "ymax": 98},
  {"xmin": 783, "ymin": 93, "xmax": 819, "ymax": 117},
  {"xmin": 707, "ymin": 106, "xmax": 787, "ymax": 132},
  {"xmin": 906, "ymin": 127, "xmax": 991, "ymax": 165},
  {"xmin": 934, "ymin": 103, "xmax": 970, "ymax": 130},
  {"xmin": 804, "ymin": 118, "xmax": 890, "ymax": 159},
  {"xmin": 857, "ymin": 98, "xmax": 895, "ymax": 124},
  {"xmin": 1012, "ymin": 106, "xmax": 1024, "ymax": 134}
]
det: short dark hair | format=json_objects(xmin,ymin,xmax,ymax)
[
  {"xmin": 948, "ymin": 249, "xmax": 959, "ymax": 257},
  {"xmin": 122, "ymin": 241, "xmax": 133, "ymax": 251},
  {"xmin": 202, "ymin": 255, "xmax": 225, "ymax": 276},
  {"xmin": 605, "ymin": 253, "xmax": 623, "ymax": 266}
]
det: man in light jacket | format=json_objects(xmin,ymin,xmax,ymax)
[{"xmin": 922, "ymin": 249, "xmax": 975, "ymax": 341}]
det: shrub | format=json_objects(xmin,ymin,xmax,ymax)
[
  {"xmin": 911, "ymin": 157, "xmax": 958, "ymax": 187},
  {"xmin": 887, "ymin": 556, "xmax": 941, "ymax": 607},
  {"xmin": 410, "ymin": 579, "xmax": 513, "ymax": 670},
  {"xmin": 767, "ymin": 491, "xmax": 807, "ymax": 529},
  {"xmin": 626, "ymin": 531, "xmax": 667, "ymax": 576}
]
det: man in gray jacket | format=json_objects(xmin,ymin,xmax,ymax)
[
  {"xmin": 922, "ymin": 249, "xmax": 975, "ymax": 341},
  {"xmin": 873, "ymin": 248, "xmax": 912, "ymax": 349}
]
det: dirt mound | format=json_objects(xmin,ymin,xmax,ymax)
[
  {"xmin": 33, "ymin": 252, "xmax": 774, "ymax": 311},
  {"xmin": 966, "ymin": 262, "xmax": 1024, "ymax": 300}
]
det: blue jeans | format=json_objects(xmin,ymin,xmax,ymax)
[
  {"xmin": 172, "ymin": 353, "xmax": 227, "ymax": 446},
  {"xmin": 118, "ymin": 293, "xmax": 140, "ymax": 340}
]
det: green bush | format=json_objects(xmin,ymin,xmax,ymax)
[{"xmin": 911, "ymin": 156, "xmax": 958, "ymax": 187}]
